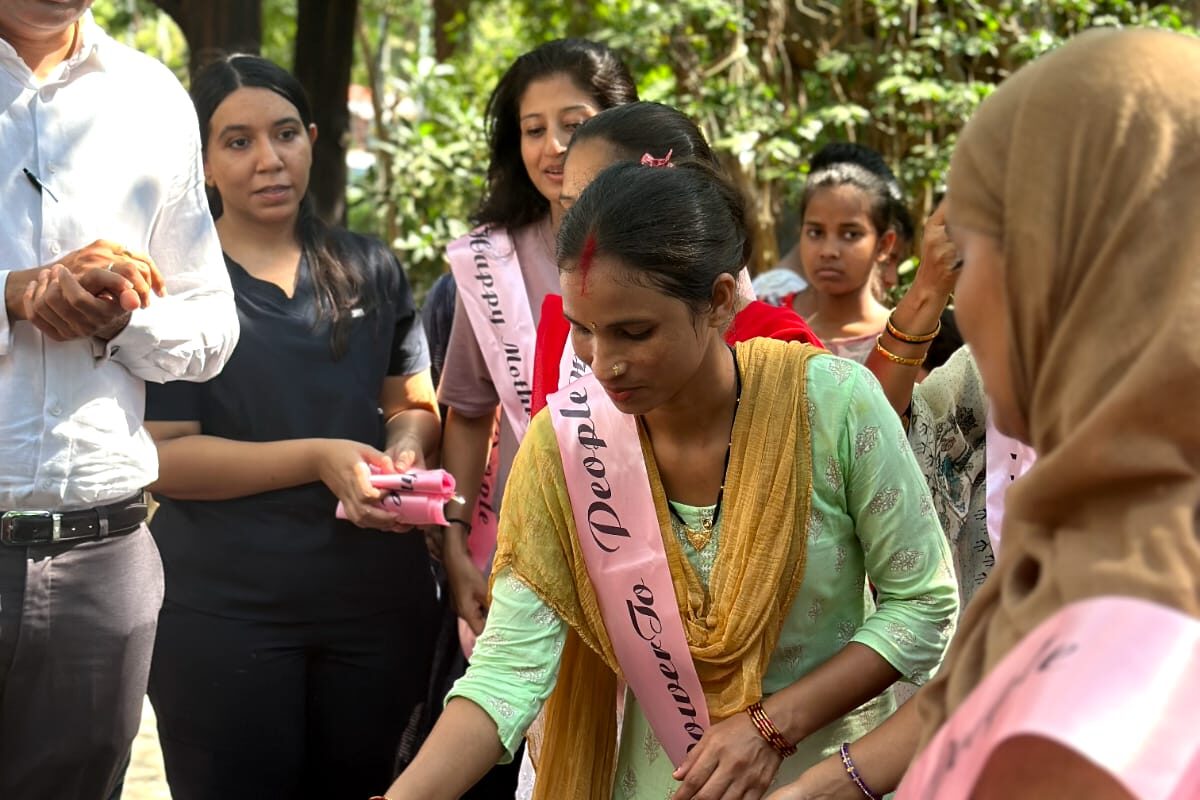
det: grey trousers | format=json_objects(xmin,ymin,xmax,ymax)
[{"xmin": 0, "ymin": 525, "xmax": 164, "ymax": 800}]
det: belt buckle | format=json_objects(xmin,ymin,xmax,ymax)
[{"xmin": 0, "ymin": 511, "xmax": 61, "ymax": 545}]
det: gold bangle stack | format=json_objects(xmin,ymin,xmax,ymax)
[
  {"xmin": 875, "ymin": 336, "xmax": 927, "ymax": 367},
  {"xmin": 746, "ymin": 701, "xmax": 797, "ymax": 758},
  {"xmin": 885, "ymin": 312, "xmax": 940, "ymax": 344}
]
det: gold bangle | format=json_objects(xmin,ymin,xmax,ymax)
[
  {"xmin": 886, "ymin": 312, "xmax": 940, "ymax": 344},
  {"xmin": 875, "ymin": 336, "xmax": 927, "ymax": 367}
]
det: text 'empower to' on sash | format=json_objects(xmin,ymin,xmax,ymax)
[{"xmin": 547, "ymin": 371, "xmax": 711, "ymax": 767}]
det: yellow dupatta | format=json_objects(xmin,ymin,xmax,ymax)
[{"xmin": 491, "ymin": 338, "xmax": 819, "ymax": 798}]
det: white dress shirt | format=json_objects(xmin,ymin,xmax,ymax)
[{"xmin": 0, "ymin": 13, "xmax": 239, "ymax": 511}]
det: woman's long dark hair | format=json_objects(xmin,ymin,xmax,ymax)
[
  {"xmin": 475, "ymin": 38, "xmax": 638, "ymax": 231},
  {"xmin": 192, "ymin": 54, "xmax": 362, "ymax": 358}
]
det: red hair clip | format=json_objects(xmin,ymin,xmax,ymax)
[{"xmin": 640, "ymin": 149, "xmax": 674, "ymax": 168}]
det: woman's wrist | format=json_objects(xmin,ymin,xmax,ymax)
[
  {"xmin": 762, "ymin": 692, "xmax": 813, "ymax": 747},
  {"xmin": 304, "ymin": 437, "xmax": 332, "ymax": 475},
  {"xmin": 385, "ymin": 428, "xmax": 423, "ymax": 454},
  {"xmin": 442, "ymin": 522, "xmax": 472, "ymax": 557},
  {"xmin": 746, "ymin": 701, "xmax": 796, "ymax": 757},
  {"xmin": 795, "ymin": 753, "xmax": 871, "ymax": 800},
  {"xmin": 890, "ymin": 283, "xmax": 947, "ymax": 331},
  {"xmin": 840, "ymin": 742, "xmax": 884, "ymax": 799},
  {"xmin": 385, "ymin": 408, "xmax": 438, "ymax": 462}
]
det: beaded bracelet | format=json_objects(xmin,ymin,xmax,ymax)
[
  {"xmin": 874, "ymin": 336, "xmax": 927, "ymax": 367},
  {"xmin": 886, "ymin": 312, "xmax": 941, "ymax": 344},
  {"xmin": 839, "ymin": 742, "xmax": 882, "ymax": 800},
  {"xmin": 745, "ymin": 701, "xmax": 797, "ymax": 757}
]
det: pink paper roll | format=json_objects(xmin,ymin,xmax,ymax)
[
  {"xmin": 369, "ymin": 469, "xmax": 456, "ymax": 495},
  {"xmin": 335, "ymin": 468, "xmax": 457, "ymax": 527}
]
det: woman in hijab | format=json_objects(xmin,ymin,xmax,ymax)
[{"xmin": 769, "ymin": 27, "xmax": 1200, "ymax": 800}]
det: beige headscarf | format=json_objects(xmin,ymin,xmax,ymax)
[{"xmin": 918, "ymin": 28, "xmax": 1200, "ymax": 738}]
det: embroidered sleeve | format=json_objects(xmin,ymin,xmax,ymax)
[
  {"xmin": 445, "ymin": 567, "xmax": 567, "ymax": 763},
  {"xmin": 906, "ymin": 346, "xmax": 992, "ymax": 608},
  {"xmin": 841, "ymin": 365, "xmax": 960, "ymax": 685}
]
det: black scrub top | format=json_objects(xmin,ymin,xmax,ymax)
[{"xmin": 147, "ymin": 230, "xmax": 434, "ymax": 622}]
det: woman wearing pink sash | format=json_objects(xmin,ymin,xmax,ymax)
[
  {"xmin": 770, "ymin": 28, "xmax": 1200, "ymax": 800},
  {"xmin": 436, "ymin": 39, "xmax": 636, "ymax": 639},
  {"xmin": 379, "ymin": 158, "xmax": 959, "ymax": 799}
]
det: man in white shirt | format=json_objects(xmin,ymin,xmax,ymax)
[{"xmin": 0, "ymin": 2, "xmax": 239, "ymax": 796}]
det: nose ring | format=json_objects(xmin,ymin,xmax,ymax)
[{"xmin": 611, "ymin": 363, "xmax": 627, "ymax": 377}]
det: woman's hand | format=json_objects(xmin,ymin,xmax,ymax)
[
  {"xmin": 312, "ymin": 439, "xmax": 398, "ymax": 530},
  {"xmin": 444, "ymin": 542, "xmax": 488, "ymax": 635},
  {"xmin": 762, "ymin": 785, "xmax": 815, "ymax": 800},
  {"xmin": 386, "ymin": 432, "xmax": 427, "ymax": 473},
  {"xmin": 762, "ymin": 754, "xmax": 861, "ymax": 800},
  {"xmin": 673, "ymin": 710, "xmax": 783, "ymax": 800},
  {"xmin": 912, "ymin": 201, "xmax": 961, "ymax": 299}
]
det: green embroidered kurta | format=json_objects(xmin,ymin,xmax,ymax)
[{"xmin": 450, "ymin": 354, "xmax": 959, "ymax": 798}]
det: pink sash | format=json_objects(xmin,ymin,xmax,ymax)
[
  {"xmin": 898, "ymin": 596, "xmax": 1200, "ymax": 799},
  {"xmin": 983, "ymin": 420, "xmax": 1036, "ymax": 554},
  {"xmin": 447, "ymin": 226, "xmax": 537, "ymax": 571},
  {"xmin": 557, "ymin": 335, "xmax": 589, "ymax": 390},
  {"xmin": 546, "ymin": 372, "xmax": 711, "ymax": 767}
]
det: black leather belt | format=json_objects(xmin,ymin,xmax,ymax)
[{"xmin": 0, "ymin": 493, "xmax": 148, "ymax": 546}]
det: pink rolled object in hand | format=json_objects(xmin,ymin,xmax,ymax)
[
  {"xmin": 335, "ymin": 468, "xmax": 459, "ymax": 527},
  {"xmin": 368, "ymin": 469, "xmax": 456, "ymax": 496}
]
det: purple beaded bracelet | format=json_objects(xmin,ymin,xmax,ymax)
[{"xmin": 839, "ymin": 742, "xmax": 882, "ymax": 800}]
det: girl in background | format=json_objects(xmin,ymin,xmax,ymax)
[{"xmin": 792, "ymin": 162, "xmax": 896, "ymax": 362}]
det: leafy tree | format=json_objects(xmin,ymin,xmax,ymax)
[
  {"xmin": 96, "ymin": 0, "xmax": 356, "ymax": 224},
  {"xmin": 93, "ymin": 0, "xmax": 1199, "ymax": 293},
  {"xmin": 357, "ymin": 0, "xmax": 1194, "ymax": 291}
]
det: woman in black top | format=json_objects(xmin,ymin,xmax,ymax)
[{"xmin": 144, "ymin": 55, "xmax": 439, "ymax": 800}]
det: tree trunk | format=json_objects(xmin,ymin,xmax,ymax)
[
  {"xmin": 152, "ymin": 0, "xmax": 262, "ymax": 77},
  {"xmin": 356, "ymin": 11, "xmax": 397, "ymax": 246},
  {"xmin": 433, "ymin": 0, "xmax": 470, "ymax": 61},
  {"xmin": 293, "ymin": 0, "xmax": 359, "ymax": 225}
]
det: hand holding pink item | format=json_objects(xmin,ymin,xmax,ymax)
[{"xmin": 335, "ymin": 467, "xmax": 460, "ymax": 527}]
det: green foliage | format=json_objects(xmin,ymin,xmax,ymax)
[
  {"xmin": 351, "ymin": 0, "xmax": 494, "ymax": 297},
  {"xmin": 262, "ymin": 0, "xmax": 298, "ymax": 68},
  {"xmin": 98, "ymin": 0, "xmax": 1198, "ymax": 295},
  {"xmin": 91, "ymin": 0, "xmax": 296, "ymax": 82},
  {"xmin": 356, "ymin": 0, "xmax": 1195, "ymax": 292},
  {"xmin": 91, "ymin": 0, "xmax": 188, "ymax": 80}
]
